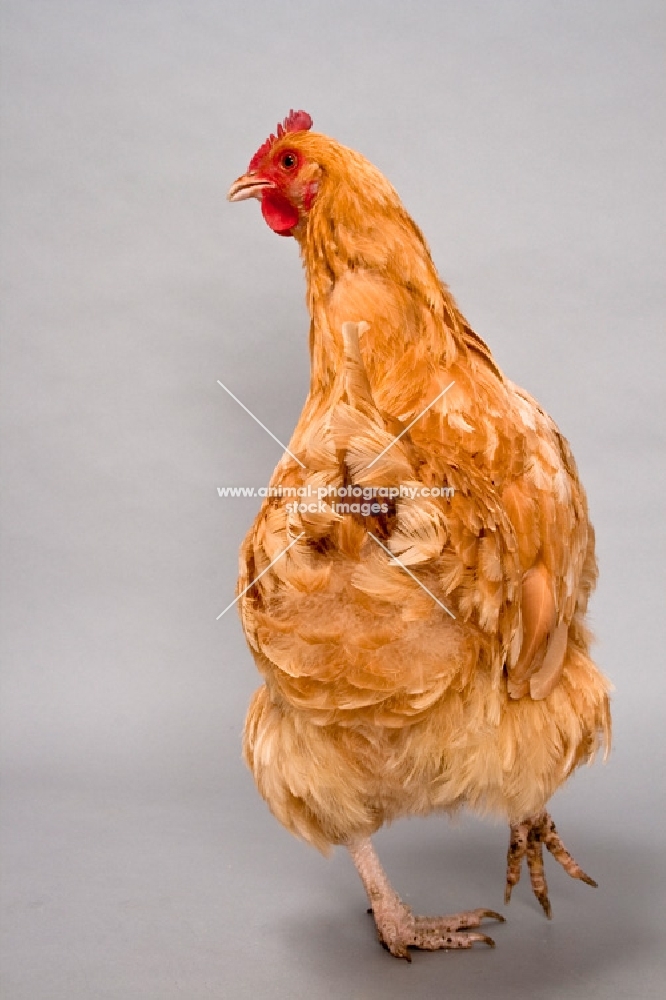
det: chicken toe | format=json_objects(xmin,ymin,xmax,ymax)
[
  {"xmin": 349, "ymin": 836, "xmax": 503, "ymax": 960},
  {"xmin": 505, "ymin": 811, "xmax": 597, "ymax": 917}
]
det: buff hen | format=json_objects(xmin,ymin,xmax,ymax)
[{"xmin": 227, "ymin": 110, "xmax": 611, "ymax": 960}]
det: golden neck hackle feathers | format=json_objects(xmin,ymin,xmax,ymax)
[{"xmin": 292, "ymin": 136, "xmax": 469, "ymax": 395}]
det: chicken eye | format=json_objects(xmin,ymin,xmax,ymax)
[{"xmin": 281, "ymin": 152, "xmax": 297, "ymax": 170}]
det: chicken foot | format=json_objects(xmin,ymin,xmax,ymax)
[
  {"xmin": 347, "ymin": 836, "xmax": 504, "ymax": 961},
  {"xmin": 505, "ymin": 810, "xmax": 597, "ymax": 918}
]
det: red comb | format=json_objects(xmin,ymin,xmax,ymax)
[{"xmin": 248, "ymin": 110, "xmax": 313, "ymax": 171}]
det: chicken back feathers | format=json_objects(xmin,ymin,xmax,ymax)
[{"xmin": 232, "ymin": 120, "xmax": 611, "ymax": 854}]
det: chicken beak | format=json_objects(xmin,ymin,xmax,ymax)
[{"xmin": 227, "ymin": 174, "xmax": 274, "ymax": 202}]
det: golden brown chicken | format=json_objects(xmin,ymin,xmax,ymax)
[{"xmin": 227, "ymin": 110, "xmax": 611, "ymax": 960}]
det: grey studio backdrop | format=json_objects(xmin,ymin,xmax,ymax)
[{"xmin": 1, "ymin": 2, "xmax": 664, "ymax": 998}]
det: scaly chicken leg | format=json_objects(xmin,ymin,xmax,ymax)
[
  {"xmin": 348, "ymin": 837, "xmax": 504, "ymax": 961},
  {"xmin": 505, "ymin": 811, "xmax": 597, "ymax": 918}
]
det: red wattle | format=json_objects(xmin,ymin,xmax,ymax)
[{"xmin": 261, "ymin": 190, "xmax": 299, "ymax": 236}]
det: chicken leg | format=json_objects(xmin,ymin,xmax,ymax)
[
  {"xmin": 505, "ymin": 810, "xmax": 597, "ymax": 918},
  {"xmin": 347, "ymin": 836, "xmax": 504, "ymax": 961}
]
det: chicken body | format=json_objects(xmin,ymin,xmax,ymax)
[{"xmin": 228, "ymin": 113, "xmax": 611, "ymax": 958}]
